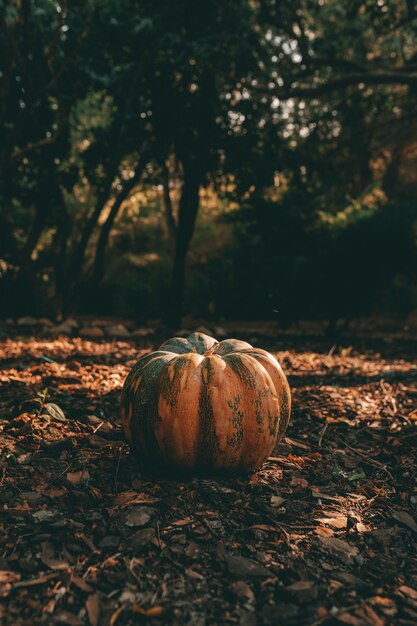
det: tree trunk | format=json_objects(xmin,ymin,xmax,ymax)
[
  {"xmin": 61, "ymin": 167, "xmax": 120, "ymax": 313},
  {"xmin": 383, "ymin": 148, "xmax": 402, "ymax": 197},
  {"xmin": 70, "ymin": 105, "xmax": 137, "ymax": 282},
  {"xmin": 21, "ymin": 202, "xmax": 46, "ymax": 260},
  {"xmin": 162, "ymin": 160, "xmax": 177, "ymax": 247},
  {"xmin": 92, "ymin": 162, "xmax": 146, "ymax": 286},
  {"xmin": 168, "ymin": 159, "xmax": 201, "ymax": 328},
  {"xmin": 54, "ymin": 204, "xmax": 71, "ymax": 320},
  {"xmin": 70, "ymin": 171, "xmax": 116, "ymax": 281},
  {"xmin": 0, "ymin": 203, "xmax": 47, "ymax": 316}
]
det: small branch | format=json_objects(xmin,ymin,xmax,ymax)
[
  {"xmin": 257, "ymin": 69, "xmax": 417, "ymax": 100},
  {"xmin": 10, "ymin": 130, "xmax": 61, "ymax": 160},
  {"xmin": 318, "ymin": 423, "xmax": 329, "ymax": 447},
  {"xmin": 307, "ymin": 57, "xmax": 368, "ymax": 73},
  {"xmin": 334, "ymin": 435, "xmax": 393, "ymax": 478}
]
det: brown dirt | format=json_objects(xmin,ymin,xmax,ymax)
[{"xmin": 1, "ymin": 333, "xmax": 416, "ymax": 625}]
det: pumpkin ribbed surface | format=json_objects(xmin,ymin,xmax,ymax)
[{"xmin": 120, "ymin": 332, "xmax": 291, "ymax": 473}]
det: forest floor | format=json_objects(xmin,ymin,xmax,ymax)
[{"xmin": 1, "ymin": 328, "xmax": 417, "ymax": 626}]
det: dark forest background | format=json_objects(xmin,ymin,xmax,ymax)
[{"xmin": 1, "ymin": 0, "xmax": 416, "ymax": 328}]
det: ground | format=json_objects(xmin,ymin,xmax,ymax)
[{"xmin": 1, "ymin": 328, "xmax": 417, "ymax": 626}]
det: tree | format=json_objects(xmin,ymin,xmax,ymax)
[
  {"xmin": 0, "ymin": 0, "xmax": 152, "ymax": 317},
  {"xmin": 0, "ymin": 0, "xmax": 98, "ymax": 314},
  {"xmin": 1, "ymin": 0, "xmax": 416, "ymax": 323},
  {"xmin": 127, "ymin": 0, "xmax": 267, "ymax": 326}
]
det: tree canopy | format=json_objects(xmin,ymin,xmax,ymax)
[{"xmin": 1, "ymin": 0, "xmax": 416, "ymax": 324}]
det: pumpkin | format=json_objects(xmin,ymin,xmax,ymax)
[{"xmin": 120, "ymin": 332, "xmax": 291, "ymax": 474}]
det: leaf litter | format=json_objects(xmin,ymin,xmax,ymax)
[{"xmin": 0, "ymin": 332, "xmax": 417, "ymax": 625}]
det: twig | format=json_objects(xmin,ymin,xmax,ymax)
[
  {"xmin": 156, "ymin": 521, "xmax": 162, "ymax": 550},
  {"xmin": 150, "ymin": 589, "xmax": 159, "ymax": 607},
  {"xmin": 284, "ymin": 436, "xmax": 311, "ymax": 450},
  {"xmin": 334, "ymin": 435, "xmax": 393, "ymax": 478},
  {"xmin": 0, "ymin": 465, "xmax": 6, "ymax": 486},
  {"xmin": 114, "ymin": 446, "xmax": 122, "ymax": 492},
  {"xmin": 268, "ymin": 456, "xmax": 304, "ymax": 469},
  {"xmin": 202, "ymin": 517, "xmax": 220, "ymax": 537},
  {"xmin": 318, "ymin": 423, "xmax": 329, "ymax": 447},
  {"xmin": 56, "ymin": 462, "xmax": 73, "ymax": 479}
]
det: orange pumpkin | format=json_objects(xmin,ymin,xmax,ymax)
[{"xmin": 120, "ymin": 332, "xmax": 291, "ymax": 473}]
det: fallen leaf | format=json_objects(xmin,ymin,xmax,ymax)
[
  {"xmin": 286, "ymin": 580, "xmax": 318, "ymax": 603},
  {"xmin": 132, "ymin": 605, "xmax": 165, "ymax": 617},
  {"xmin": 43, "ymin": 403, "xmax": 67, "ymax": 422},
  {"xmin": 224, "ymin": 554, "xmax": 271, "ymax": 578},
  {"xmin": 66, "ymin": 470, "xmax": 90, "ymax": 486},
  {"xmin": 348, "ymin": 470, "xmax": 366, "ymax": 481},
  {"xmin": 319, "ymin": 537, "xmax": 359, "ymax": 564},
  {"xmin": 185, "ymin": 567, "xmax": 204, "ymax": 581},
  {"xmin": 70, "ymin": 576, "xmax": 94, "ymax": 593},
  {"xmin": 171, "ymin": 518, "xmax": 195, "ymax": 527},
  {"xmin": 40, "ymin": 557, "xmax": 70, "ymax": 571},
  {"xmin": 337, "ymin": 611, "xmax": 365, "ymax": 625},
  {"xmin": 44, "ymin": 486, "xmax": 67, "ymax": 498},
  {"xmin": 315, "ymin": 526, "xmax": 334, "ymax": 536},
  {"xmin": 32, "ymin": 509, "xmax": 57, "ymax": 522},
  {"xmin": 391, "ymin": 510, "xmax": 417, "ymax": 533},
  {"xmin": 355, "ymin": 522, "xmax": 368, "ymax": 533},
  {"xmin": 397, "ymin": 585, "xmax": 417, "ymax": 600},
  {"xmin": 316, "ymin": 516, "xmax": 348, "ymax": 529},
  {"xmin": 124, "ymin": 506, "xmax": 155, "ymax": 527},
  {"xmin": 113, "ymin": 490, "xmax": 158, "ymax": 507},
  {"xmin": 290, "ymin": 476, "xmax": 309, "ymax": 488},
  {"xmin": 0, "ymin": 571, "xmax": 20, "ymax": 583},
  {"xmin": 230, "ymin": 580, "xmax": 255, "ymax": 603},
  {"xmin": 86, "ymin": 593, "xmax": 100, "ymax": 626}
]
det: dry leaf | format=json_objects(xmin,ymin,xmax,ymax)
[
  {"xmin": 315, "ymin": 526, "xmax": 334, "ymax": 536},
  {"xmin": 40, "ymin": 557, "xmax": 70, "ymax": 571},
  {"xmin": 185, "ymin": 567, "xmax": 204, "ymax": 581},
  {"xmin": 397, "ymin": 585, "xmax": 417, "ymax": 600},
  {"xmin": 113, "ymin": 490, "xmax": 158, "ymax": 507},
  {"xmin": 0, "ymin": 571, "xmax": 20, "ymax": 584},
  {"xmin": 319, "ymin": 537, "xmax": 359, "ymax": 563},
  {"xmin": 316, "ymin": 516, "xmax": 348, "ymax": 529},
  {"xmin": 86, "ymin": 593, "xmax": 100, "ymax": 626},
  {"xmin": 66, "ymin": 470, "xmax": 90, "ymax": 486},
  {"xmin": 70, "ymin": 576, "xmax": 94, "ymax": 593},
  {"xmin": 132, "ymin": 605, "xmax": 165, "ymax": 617},
  {"xmin": 290, "ymin": 476, "xmax": 309, "ymax": 488},
  {"xmin": 43, "ymin": 403, "xmax": 67, "ymax": 422},
  {"xmin": 171, "ymin": 518, "xmax": 194, "ymax": 527},
  {"xmin": 391, "ymin": 510, "xmax": 417, "ymax": 533}
]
